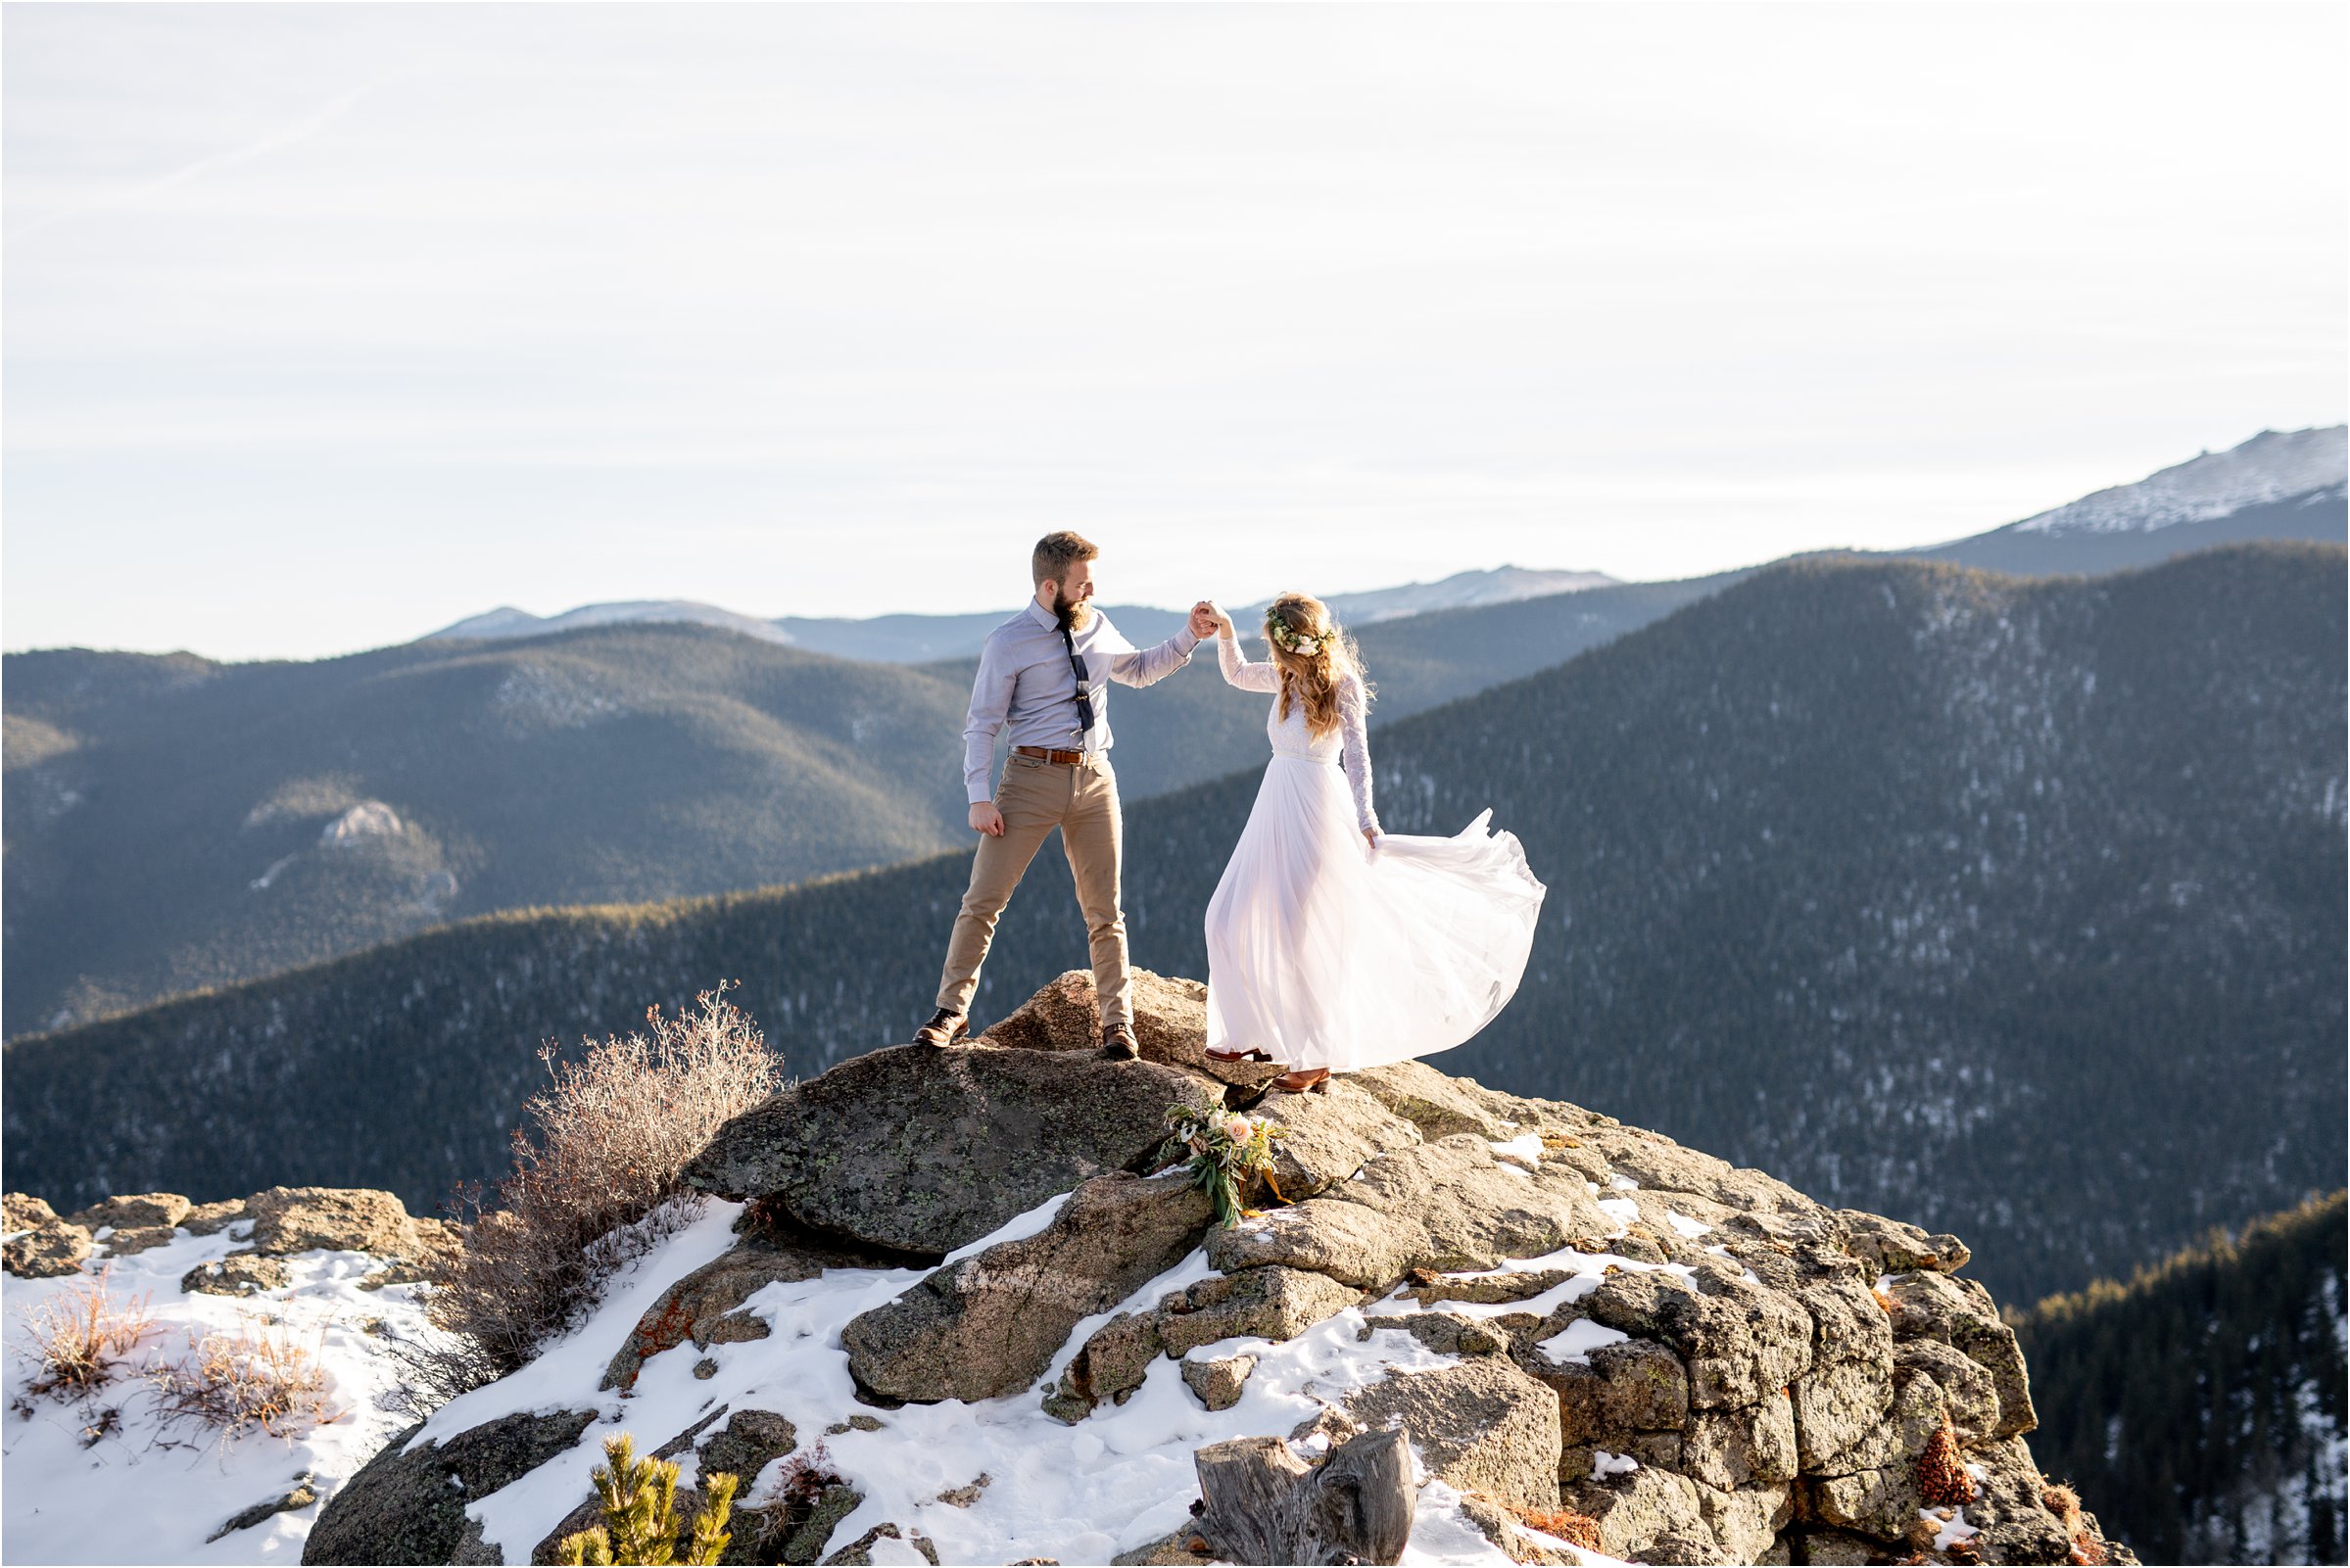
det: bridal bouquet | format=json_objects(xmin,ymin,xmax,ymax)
[{"xmin": 1163, "ymin": 1103, "xmax": 1287, "ymax": 1227}]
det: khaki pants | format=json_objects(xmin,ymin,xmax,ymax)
[{"xmin": 935, "ymin": 752, "xmax": 1129, "ymax": 1029}]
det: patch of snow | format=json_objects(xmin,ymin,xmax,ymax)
[
  {"xmin": 1664, "ymin": 1211, "xmax": 1712, "ymax": 1239},
  {"xmin": 1924, "ymin": 1505, "xmax": 1980, "ymax": 1551},
  {"xmin": 1365, "ymin": 1245, "xmax": 1696, "ymax": 1330},
  {"xmin": 318, "ymin": 802, "xmax": 403, "ymax": 846},
  {"xmin": 1, "ymin": 1220, "xmax": 447, "ymax": 1566},
  {"xmin": 1591, "ymin": 1449, "xmax": 1640, "ymax": 1479},
  {"xmin": 1595, "ymin": 1197, "xmax": 1640, "ymax": 1232},
  {"xmin": 1540, "ymin": 1319, "xmax": 1632, "ymax": 1368},
  {"xmin": 942, "ymin": 1191, "xmax": 1070, "ymax": 1266},
  {"xmin": 11, "ymin": 1187, "xmax": 1635, "ymax": 1567},
  {"xmin": 2011, "ymin": 427, "xmax": 2346, "ymax": 536},
  {"xmin": 1486, "ymin": 1133, "xmax": 1545, "ymax": 1167},
  {"xmin": 418, "ymin": 1207, "xmax": 1535, "ymax": 1568},
  {"xmin": 1607, "ymin": 1173, "xmax": 1639, "ymax": 1191}
]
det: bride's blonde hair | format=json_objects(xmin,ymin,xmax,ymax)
[{"xmin": 1263, "ymin": 592, "xmax": 1371, "ymax": 739}]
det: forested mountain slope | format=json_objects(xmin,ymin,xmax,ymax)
[
  {"xmin": 2012, "ymin": 1192, "xmax": 2347, "ymax": 1566},
  {"xmin": 6, "ymin": 544, "xmax": 2340, "ymax": 1312},
  {"xmin": 2, "ymin": 573, "xmax": 1731, "ymax": 1037},
  {"xmin": 1, "ymin": 627, "xmax": 977, "ymax": 1037}
]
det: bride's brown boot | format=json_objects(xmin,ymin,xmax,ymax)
[{"xmin": 1273, "ymin": 1068, "xmax": 1329, "ymax": 1094}]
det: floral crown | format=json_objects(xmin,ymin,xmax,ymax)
[{"xmin": 1265, "ymin": 615, "xmax": 1328, "ymax": 658}]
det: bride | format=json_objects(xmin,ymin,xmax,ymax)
[{"xmin": 1200, "ymin": 593, "xmax": 1546, "ymax": 1093}]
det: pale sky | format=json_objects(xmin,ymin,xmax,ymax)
[{"xmin": 4, "ymin": 2, "xmax": 2343, "ymax": 662}]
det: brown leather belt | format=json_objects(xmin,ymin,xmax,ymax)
[{"xmin": 1015, "ymin": 745, "xmax": 1098, "ymax": 766}]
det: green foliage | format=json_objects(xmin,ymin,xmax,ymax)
[
  {"xmin": 553, "ymin": 1432, "xmax": 738, "ymax": 1567},
  {"xmin": 2012, "ymin": 1191, "xmax": 2346, "ymax": 1566},
  {"xmin": 1162, "ymin": 1103, "xmax": 1285, "ymax": 1225},
  {"xmin": 5, "ymin": 545, "xmax": 2341, "ymax": 1322}
]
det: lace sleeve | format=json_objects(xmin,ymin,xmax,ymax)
[
  {"xmin": 1217, "ymin": 632, "xmax": 1280, "ymax": 692},
  {"xmin": 1339, "ymin": 676, "xmax": 1379, "ymax": 836}
]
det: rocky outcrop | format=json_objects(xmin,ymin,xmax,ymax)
[
  {"xmin": 66, "ymin": 1192, "xmax": 193, "ymax": 1232},
  {"xmin": 1345, "ymin": 1357, "xmax": 1564, "ymax": 1511},
  {"xmin": 1250, "ymin": 1078, "xmax": 1423, "ymax": 1200},
  {"xmin": 304, "ymin": 1410, "xmax": 599, "ymax": 1565},
  {"xmin": 2, "ymin": 1192, "xmax": 59, "ymax": 1232},
  {"xmin": 183, "ymin": 1255, "xmax": 294, "ymax": 1297},
  {"xmin": 980, "ymin": 967, "xmax": 1282, "ymax": 1087},
  {"xmin": 844, "ymin": 1170, "xmax": 1215, "ymax": 1402},
  {"xmin": 4, "ymin": 1217, "xmax": 93, "ymax": 1277},
  {"xmin": 305, "ymin": 971, "xmax": 2134, "ymax": 1568},
  {"xmin": 3, "ymin": 1181, "xmax": 455, "ymax": 1292},
  {"xmin": 246, "ymin": 1186, "xmax": 420, "ymax": 1257},
  {"xmin": 208, "ymin": 1473, "xmax": 321, "ymax": 1544},
  {"xmin": 1048, "ymin": 1264, "xmax": 1365, "ymax": 1420},
  {"xmin": 682, "ymin": 1041, "xmax": 1221, "ymax": 1257},
  {"xmin": 602, "ymin": 1227, "xmax": 886, "ymax": 1391}
]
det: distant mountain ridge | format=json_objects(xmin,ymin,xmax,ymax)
[
  {"xmin": 412, "ymin": 430, "xmax": 2346, "ymax": 664},
  {"xmin": 421, "ymin": 566, "xmax": 1622, "ymax": 664},
  {"xmin": 9, "ymin": 431, "xmax": 2340, "ymax": 1036},
  {"xmin": 1903, "ymin": 426, "xmax": 2347, "ymax": 579},
  {"xmin": 2010, "ymin": 426, "xmax": 2343, "ymax": 536},
  {"xmin": 0, "ymin": 573, "xmax": 1723, "ymax": 1037},
  {"xmin": 9, "ymin": 543, "xmax": 2339, "ymax": 1317}
]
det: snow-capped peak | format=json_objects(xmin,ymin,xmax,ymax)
[{"xmin": 2013, "ymin": 426, "xmax": 2347, "ymax": 537}]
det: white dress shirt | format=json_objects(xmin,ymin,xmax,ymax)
[{"xmin": 961, "ymin": 599, "xmax": 1201, "ymax": 803}]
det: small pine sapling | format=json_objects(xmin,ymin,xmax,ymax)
[{"xmin": 555, "ymin": 1432, "xmax": 738, "ymax": 1567}]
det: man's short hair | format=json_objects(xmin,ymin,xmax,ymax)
[{"xmin": 1032, "ymin": 531, "xmax": 1099, "ymax": 588}]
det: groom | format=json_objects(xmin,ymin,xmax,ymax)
[{"xmin": 914, "ymin": 532, "xmax": 1218, "ymax": 1059}]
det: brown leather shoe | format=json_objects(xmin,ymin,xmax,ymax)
[
  {"xmin": 1272, "ymin": 1068, "xmax": 1329, "ymax": 1094},
  {"xmin": 1098, "ymin": 1022, "xmax": 1140, "ymax": 1061},
  {"xmin": 913, "ymin": 1008, "xmax": 969, "ymax": 1048}
]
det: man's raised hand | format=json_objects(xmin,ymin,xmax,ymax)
[
  {"xmin": 1188, "ymin": 600, "xmax": 1221, "ymax": 640},
  {"xmin": 970, "ymin": 801, "xmax": 1005, "ymax": 837}
]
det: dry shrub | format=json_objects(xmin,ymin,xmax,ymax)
[
  {"xmin": 2043, "ymin": 1480, "xmax": 2110, "ymax": 1565},
  {"xmin": 1508, "ymin": 1504, "xmax": 1604, "ymax": 1552},
  {"xmin": 414, "ymin": 984, "xmax": 784, "ymax": 1400},
  {"xmin": 726, "ymin": 1439, "xmax": 847, "ymax": 1562},
  {"xmin": 11, "ymin": 1267, "xmax": 156, "ymax": 1399},
  {"xmin": 1918, "ymin": 1415, "xmax": 1977, "ymax": 1505},
  {"xmin": 768, "ymin": 1439, "xmax": 847, "ymax": 1508},
  {"xmin": 148, "ymin": 1316, "xmax": 339, "ymax": 1442}
]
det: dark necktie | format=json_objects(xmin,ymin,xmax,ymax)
[{"xmin": 1058, "ymin": 621, "xmax": 1096, "ymax": 744}]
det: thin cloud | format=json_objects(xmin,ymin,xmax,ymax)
[{"xmin": 5, "ymin": 81, "xmax": 376, "ymax": 245}]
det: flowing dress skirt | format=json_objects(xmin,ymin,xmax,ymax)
[{"xmin": 1203, "ymin": 754, "xmax": 1547, "ymax": 1072}]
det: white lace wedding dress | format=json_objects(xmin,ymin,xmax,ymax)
[{"xmin": 1202, "ymin": 634, "xmax": 1547, "ymax": 1072}]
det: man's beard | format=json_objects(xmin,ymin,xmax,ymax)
[{"xmin": 1052, "ymin": 586, "xmax": 1092, "ymax": 633}]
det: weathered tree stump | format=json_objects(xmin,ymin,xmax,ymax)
[{"xmin": 1193, "ymin": 1426, "xmax": 1414, "ymax": 1566}]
